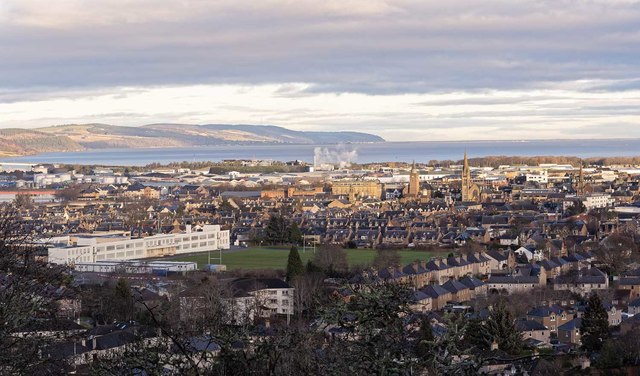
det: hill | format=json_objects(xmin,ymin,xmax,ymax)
[
  {"xmin": 0, "ymin": 129, "xmax": 84, "ymax": 156},
  {"xmin": 0, "ymin": 123, "xmax": 383, "ymax": 156}
]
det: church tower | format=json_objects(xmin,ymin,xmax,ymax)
[
  {"xmin": 578, "ymin": 161, "xmax": 584, "ymax": 196},
  {"xmin": 461, "ymin": 151, "xmax": 480, "ymax": 202},
  {"xmin": 408, "ymin": 160, "xmax": 420, "ymax": 197}
]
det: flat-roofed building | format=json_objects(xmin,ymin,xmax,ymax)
[{"xmin": 48, "ymin": 225, "xmax": 230, "ymax": 265}]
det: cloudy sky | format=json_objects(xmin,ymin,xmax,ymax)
[{"xmin": 1, "ymin": 0, "xmax": 640, "ymax": 141}]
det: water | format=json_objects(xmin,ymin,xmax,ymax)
[{"xmin": 2, "ymin": 139, "xmax": 640, "ymax": 166}]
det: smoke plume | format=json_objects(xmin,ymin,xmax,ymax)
[{"xmin": 313, "ymin": 144, "xmax": 358, "ymax": 168}]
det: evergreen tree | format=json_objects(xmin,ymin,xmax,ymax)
[
  {"xmin": 580, "ymin": 292, "xmax": 610, "ymax": 353},
  {"xmin": 114, "ymin": 278, "xmax": 134, "ymax": 321},
  {"xmin": 115, "ymin": 278, "xmax": 131, "ymax": 299},
  {"xmin": 415, "ymin": 316, "xmax": 435, "ymax": 358},
  {"xmin": 265, "ymin": 214, "xmax": 287, "ymax": 245},
  {"xmin": 485, "ymin": 300, "xmax": 523, "ymax": 354},
  {"xmin": 287, "ymin": 221, "xmax": 302, "ymax": 245},
  {"xmin": 464, "ymin": 318, "xmax": 493, "ymax": 351},
  {"xmin": 285, "ymin": 246, "xmax": 304, "ymax": 282}
]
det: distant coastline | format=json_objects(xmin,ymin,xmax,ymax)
[{"xmin": 3, "ymin": 139, "xmax": 640, "ymax": 167}]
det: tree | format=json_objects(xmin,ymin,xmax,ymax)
[
  {"xmin": 0, "ymin": 203, "xmax": 71, "ymax": 373},
  {"xmin": 285, "ymin": 246, "xmax": 304, "ymax": 282},
  {"xmin": 580, "ymin": 292, "xmax": 610, "ymax": 353},
  {"xmin": 54, "ymin": 185, "xmax": 82, "ymax": 202},
  {"xmin": 287, "ymin": 221, "xmax": 302, "ymax": 245},
  {"xmin": 415, "ymin": 315, "xmax": 435, "ymax": 358},
  {"xmin": 485, "ymin": 300, "xmax": 523, "ymax": 354},
  {"xmin": 265, "ymin": 214, "xmax": 287, "ymax": 245},
  {"xmin": 463, "ymin": 318, "xmax": 493, "ymax": 351},
  {"xmin": 312, "ymin": 245, "xmax": 348, "ymax": 275},
  {"xmin": 372, "ymin": 249, "xmax": 401, "ymax": 269},
  {"xmin": 422, "ymin": 314, "xmax": 482, "ymax": 374},
  {"xmin": 594, "ymin": 234, "xmax": 638, "ymax": 274},
  {"xmin": 319, "ymin": 281, "xmax": 424, "ymax": 375},
  {"xmin": 113, "ymin": 278, "xmax": 134, "ymax": 321},
  {"xmin": 13, "ymin": 193, "xmax": 33, "ymax": 210}
]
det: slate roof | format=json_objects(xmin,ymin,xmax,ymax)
[
  {"xmin": 441, "ymin": 279, "xmax": 469, "ymax": 294},
  {"xmin": 516, "ymin": 319, "xmax": 548, "ymax": 332},
  {"xmin": 459, "ymin": 276, "xmax": 485, "ymax": 289},
  {"xmin": 527, "ymin": 305, "xmax": 565, "ymax": 317},
  {"xmin": 421, "ymin": 284, "xmax": 451, "ymax": 298},
  {"xmin": 558, "ymin": 318, "xmax": 582, "ymax": 331},
  {"xmin": 488, "ymin": 276, "xmax": 539, "ymax": 284}
]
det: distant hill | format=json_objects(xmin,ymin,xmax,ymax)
[
  {"xmin": 0, "ymin": 128, "xmax": 83, "ymax": 156},
  {"xmin": 0, "ymin": 123, "xmax": 384, "ymax": 156}
]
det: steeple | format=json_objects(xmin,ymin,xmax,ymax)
[
  {"xmin": 461, "ymin": 150, "xmax": 476, "ymax": 202},
  {"xmin": 463, "ymin": 151, "xmax": 469, "ymax": 170},
  {"xmin": 578, "ymin": 160, "xmax": 584, "ymax": 196}
]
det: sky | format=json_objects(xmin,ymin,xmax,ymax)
[{"xmin": 1, "ymin": 0, "xmax": 640, "ymax": 141}]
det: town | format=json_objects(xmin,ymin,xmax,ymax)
[{"xmin": 2, "ymin": 152, "xmax": 640, "ymax": 374}]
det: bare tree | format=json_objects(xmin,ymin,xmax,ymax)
[
  {"xmin": 595, "ymin": 234, "xmax": 638, "ymax": 273},
  {"xmin": 0, "ymin": 203, "xmax": 71, "ymax": 374}
]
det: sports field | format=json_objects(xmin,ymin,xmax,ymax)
[{"xmin": 158, "ymin": 247, "xmax": 442, "ymax": 270}]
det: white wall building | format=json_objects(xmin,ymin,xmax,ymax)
[
  {"xmin": 48, "ymin": 225, "xmax": 230, "ymax": 265},
  {"xmin": 581, "ymin": 194, "xmax": 615, "ymax": 210},
  {"xmin": 74, "ymin": 260, "xmax": 197, "ymax": 274},
  {"xmin": 526, "ymin": 170, "xmax": 549, "ymax": 184}
]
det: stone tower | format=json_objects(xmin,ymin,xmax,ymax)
[{"xmin": 408, "ymin": 160, "xmax": 420, "ymax": 197}]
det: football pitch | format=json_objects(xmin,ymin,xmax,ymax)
[{"xmin": 158, "ymin": 247, "xmax": 442, "ymax": 271}]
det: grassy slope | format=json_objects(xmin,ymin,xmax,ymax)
[{"xmin": 158, "ymin": 247, "xmax": 443, "ymax": 270}]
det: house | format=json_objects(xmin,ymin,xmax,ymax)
[
  {"xmin": 551, "ymin": 267, "xmax": 609, "ymax": 296},
  {"xmin": 557, "ymin": 318, "xmax": 582, "ymax": 345},
  {"xmin": 620, "ymin": 314, "xmax": 640, "ymax": 335},
  {"xmin": 402, "ymin": 261, "xmax": 431, "ymax": 289},
  {"xmin": 410, "ymin": 290, "xmax": 432, "ymax": 312},
  {"xmin": 526, "ymin": 305, "xmax": 575, "ymax": 332},
  {"xmin": 487, "ymin": 275, "xmax": 541, "ymax": 294},
  {"xmin": 459, "ymin": 276, "xmax": 488, "ymax": 298},
  {"xmin": 485, "ymin": 249, "xmax": 516, "ymax": 271},
  {"xmin": 628, "ymin": 298, "xmax": 640, "ymax": 315},
  {"xmin": 514, "ymin": 246, "xmax": 543, "ymax": 262},
  {"xmin": 618, "ymin": 276, "xmax": 640, "ymax": 299},
  {"xmin": 441, "ymin": 279, "xmax": 471, "ymax": 303},
  {"xmin": 420, "ymin": 285, "xmax": 452, "ymax": 311},
  {"xmin": 516, "ymin": 319, "xmax": 551, "ymax": 345},
  {"xmin": 227, "ymin": 278, "xmax": 294, "ymax": 323},
  {"xmin": 465, "ymin": 252, "xmax": 491, "ymax": 275}
]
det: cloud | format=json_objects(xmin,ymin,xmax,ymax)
[
  {"xmin": 2, "ymin": 0, "xmax": 640, "ymax": 92},
  {"xmin": 1, "ymin": 1, "xmax": 640, "ymax": 140}
]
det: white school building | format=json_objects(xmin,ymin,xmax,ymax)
[{"xmin": 48, "ymin": 224, "xmax": 230, "ymax": 265}]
